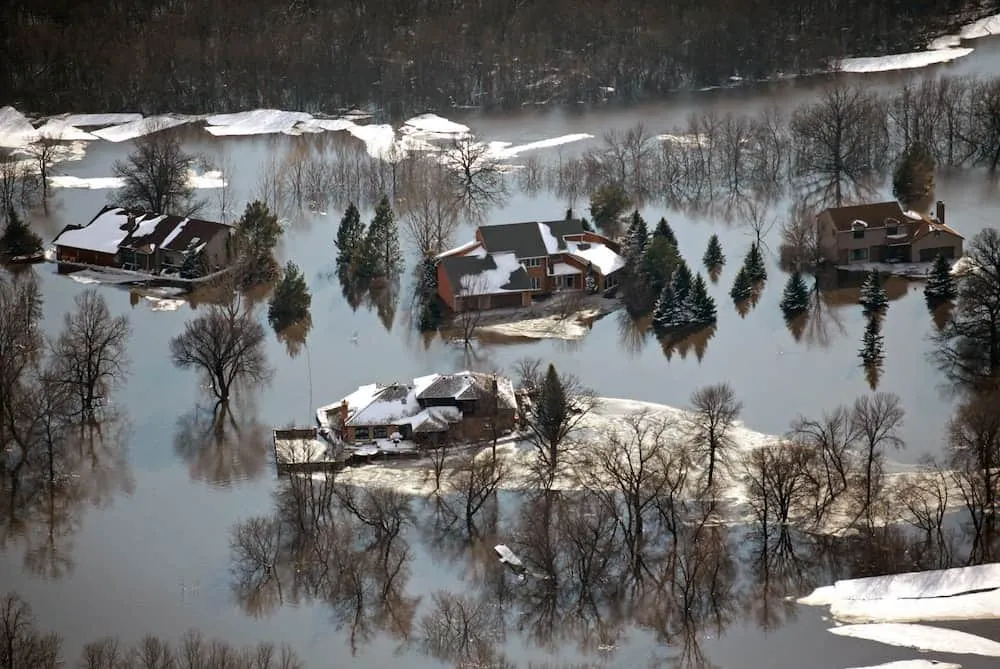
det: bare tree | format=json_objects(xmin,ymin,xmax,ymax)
[
  {"xmin": 441, "ymin": 137, "xmax": 507, "ymax": 217},
  {"xmin": 512, "ymin": 356, "xmax": 544, "ymax": 399},
  {"xmin": 740, "ymin": 441, "xmax": 810, "ymax": 539},
  {"xmin": 0, "ymin": 274, "xmax": 43, "ymax": 446},
  {"xmin": 418, "ymin": 591, "xmax": 506, "ymax": 667},
  {"xmin": 448, "ymin": 451, "xmax": 506, "ymax": 535},
  {"xmin": 969, "ymin": 78, "xmax": 1000, "ymax": 171},
  {"xmin": 686, "ymin": 383, "xmax": 743, "ymax": 490},
  {"xmin": 0, "ymin": 592, "xmax": 61, "ymax": 669},
  {"xmin": 112, "ymin": 126, "xmax": 203, "ymax": 215},
  {"xmin": 947, "ymin": 390, "xmax": 1000, "ymax": 550},
  {"xmin": 895, "ymin": 460, "xmax": 951, "ymax": 561},
  {"xmin": 779, "ymin": 200, "xmax": 819, "ymax": 271},
  {"xmin": 24, "ymin": 135, "xmax": 60, "ymax": 209},
  {"xmin": 789, "ymin": 406, "xmax": 857, "ymax": 528},
  {"xmin": 169, "ymin": 297, "xmax": 272, "ymax": 405},
  {"xmin": 399, "ymin": 160, "xmax": 461, "ymax": 256},
  {"xmin": 47, "ymin": 289, "xmax": 131, "ymax": 423},
  {"xmin": 851, "ymin": 392, "xmax": 905, "ymax": 528},
  {"xmin": 739, "ymin": 197, "xmax": 777, "ymax": 251},
  {"xmin": 790, "ymin": 84, "xmax": 888, "ymax": 207},
  {"xmin": 0, "ymin": 152, "xmax": 39, "ymax": 215}
]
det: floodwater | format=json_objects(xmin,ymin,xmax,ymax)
[{"xmin": 4, "ymin": 32, "xmax": 1000, "ymax": 669}]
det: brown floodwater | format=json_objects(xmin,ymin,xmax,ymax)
[{"xmin": 3, "ymin": 31, "xmax": 1000, "ymax": 668}]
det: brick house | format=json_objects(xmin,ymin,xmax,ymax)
[
  {"xmin": 817, "ymin": 200, "xmax": 964, "ymax": 265},
  {"xmin": 435, "ymin": 219, "xmax": 625, "ymax": 312},
  {"xmin": 53, "ymin": 206, "xmax": 233, "ymax": 275},
  {"xmin": 315, "ymin": 371, "xmax": 518, "ymax": 446}
]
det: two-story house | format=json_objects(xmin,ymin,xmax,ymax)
[
  {"xmin": 434, "ymin": 219, "xmax": 625, "ymax": 312},
  {"xmin": 817, "ymin": 200, "xmax": 963, "ymax": 265}
]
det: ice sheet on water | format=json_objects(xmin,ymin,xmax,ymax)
[
  {"xmin": 830, "ymin": 623, "xmax": 1000, "ymax": 657},
  {"xmin": 0, "ymin": 106, "xmax": 38, "ymax": 147},
  {"xmin": 204, "ymin": 109, "xmax": 313, "ymax": 136},
  {"xmin": 837, "ymin": 47, "xmax": 973, "ymax": 73},
  {"xmin": 91, "ymin": 115, "xmax": 192, "ymax": 142},
  {"xmin": 845, "ymin": 661, "xmax": 961, "ymax": 669}
]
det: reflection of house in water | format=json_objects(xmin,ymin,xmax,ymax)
[
  {"xmin": 815, "ymin": 269, "xmax": 916, "ymax": 307},
  {"xmin": 316, "ymin": 370, "xmax": 518, "ymax": 446},
  {"xmin": 817, "ymin": 200, "xmax": 963, "ymax": 265}
]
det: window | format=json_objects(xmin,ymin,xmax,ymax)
[
  {"xmin": 606, "ymin": 273, "xmax": 618, "ymax": 288},
  {"xmin": 564, "ymin": 275, "xmax": 575, "ymax": 288},
  {"xmin": 850, "ymin": 248, "xmax": 869, "ymax": 261},
  {"xmin": 529, "ymin": 276, "xmax": 541, "ymax": 290},
  {"xmin": 887, "ymin": 226, "xmax": 898, "ymax": 235},
  {"xmin": 354, "ymin": 427, "xmax": 370, "ymax": 441},
  {"xmin": 523, "ymin": 257, "xmax": 541, "ymax": 267},
  {"xmin": 853, "ymin": 229, "xmax": 865, "ymax": 240},
  {"xmin": 373, "ymin": 426, "xmax": 388, "ymax": 439}
]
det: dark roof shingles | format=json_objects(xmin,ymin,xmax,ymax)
[
  {"xmin": 821, "ymin": 202, "xmax": 907, "ymax": 232},
  {"xmin": 478, "ymin": 219, "xmax": 584, "ymax": 258},
  {"xmin": 438, "ymin": 254, "xmax": 531, "ymax": 296}
]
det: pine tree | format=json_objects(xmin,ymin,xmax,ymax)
[
  {"xmin": 892, "ymin": 141, "xmax": 935, "ymax": 211},
  {"xmin": 335, "ymin": 202, "xmax": 365, "ymax": 271},
  {"xmin": 743, "ymin": 242, "xmax": 767, "ymax": 283},
  {"xmin": 924, "ymin": 253, "xmax": 956, "ymax": 304},
  {"xmin": 417, "ymin": 257, "xmax": 442, "ymax": 331},
  {"xmin": 653, "ymin": 217, "xmax": 678, "ymax": 247},
  {"xmin": 589, "ymin": 183, "xmax": 629, "ymax": 231},
  {"xmin": 651, "ymin": 282, "xmax": 678, "ymax": 331},
  {"xmin": 624, "ymin": 210, "xmax": 649, "ymax": 265},
  {"xmin": 671, "ymin": 261, "xmax": 693, "ymax": 307},
  {"xmin": 779, "ymin": 271, "xmax": 811, "ymax": 316},
  {"xmin": 268, "ymin": 261, "xmax": 312, "ymax": 332},
  {"xmin": 859, "ymin": 269, "xmax": 888, "ymax": 314},
  {"xmin": 0, "ymin": 207, "xmax": 42, "ymax": 257},
  {"xmin": 580, "ymin": 217, "xmax": 593, "ymax": 232},
  {"xmin": 690, "ymin": 273, "xmax": 717, "ymax": 325},
  {"xmin": 179, "ymin": 250, "xmax": 207, "ymax": 279},
  {"xmin": 859, "ymin": 314, "xmax": 885, "ymax": 366},
  {"xmin": 360, "ymin": 195, "xmax": 402, "ymax": 279},
  {"xmin": 237, "ymin": 200, "xmax": 282, "ymax": 262},
  {"xmin": 730, "ymin": 265, "xmax": 753, "ymax": 303},
  {"xmin": 702, "ymin": 234, "xmax": 725, "ymax": 270}
]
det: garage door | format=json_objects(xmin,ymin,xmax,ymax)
[{"xmin": 919, "ymin": 247, "xmax": 955, "ymax": 262}]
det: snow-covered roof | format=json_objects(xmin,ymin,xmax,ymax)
[
  {"xmin": 458, "ymin": 252, "xmax": 528, "ymax": 296},
  {"xmin": 565, "ymin": 240, "xmax": 626, "ymax": 275},
  {"xmin": 550, "ymin": 262, "xmax": 582, "ymax": 276},
  {"xmin": 538, "ymin": 222, "xmax": 561, "ymax": 254},
  {"xmin": 435, "ymin": 240, "xmax": 486, "ymax": 260},
  {"xmin": 851, "ymin": 220, "xmax": 869, "ymax": 228},
  {"xmin": 55, "ymin": 207, "xmax": 131, "ymax": 254}
]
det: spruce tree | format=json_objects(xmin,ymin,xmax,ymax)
[
  {"xmin": 651, "ymin": 282, "xmax": 677, "ymax": 331},
  {"xmin": 624, "ymin": 210, "xmax": 649, "ymax": 265},
  {"xmin": 892, "ymin": 141, "xmax": 935, "ymax": 211},
  {"xmin": 653, "ymin": 217, "xmax": 678, "ymax": 247},
  {"xmin": 335, "ymin": 202, "xmax": 365, "ymax": 271},
  {"xmin": 702, "ymin": 234, "xmax": 725, "ymax": 270},
  {"xmin": 0, "ymin": 207, "xmax": 42, "ymax": 257},
  {"xmin": 924, "ymin": 253, "xmax": 956, "ymax": 304},
  {"xmin": 730, "ymin": 264, "xmax": 753, "ymax": 303},
  {"xmin": 859, "ymin": 269, "xmax": 888, "ymax": 314},
  {"xmin": 671, "ymin": 261, "xmax": 693, "ymax": 309},
  {"xmin": 585, "ymin": 264, "xmax": 598, "ymax": 294},
  {"xmin": 779, "ymin": 270, "xmax": 811, "ymax": 316},
  {"xmin": 360, "ymin": 195, "xmax": 402, "ymax": 279},
  {"xmin": 743, "ymin": 242, "xmax": 767, "ymax": 283},
  {"xmin": 268, "ymin": 261, "xmax": 312, "ymax": 331},
  {"xmin": 580, "ymin": 217, "xmax": 593, "ymax": 232},
  {"xmin": 690, "ymin": 273, "xmax": 717, "ymax": 325},
  {"xmin": 859, "ymin": 315, "xmax": 885, "ymax": 366}
]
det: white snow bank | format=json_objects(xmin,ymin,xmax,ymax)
[
  {"xmin": 489, "ymin": 133, "xmax": 594, "ymax": 160},
  {"xmin": 0, "ymin": 106, "xmax": 38, "ymax": 147},
  {"xmin": 838, "ymin": 47, "xmax": 974, "ymax": 73},
  {"xmin": 32, "ymin": 119, "xmax": 97, "ymax": 141},
  {"xmin": 845, "ymin": 661, "xmax": 961, "ymax": 669},
  {"xmin": 63, "ymin": 113, "xmax": 143, "ymax": 127},
  {"xmin": 928, "ymin": 35, "xmax": 962, "ymax": 50},
  {"xmin": 91, "ymin": 115, "xmax": 192, "ymax": 142},
  {"xmin": 961, "ymin": 13, "xmax": 1000, "ymax": 40},
  {"xmin": 187, "ymin": 169, "xmax": 226, "ymax": 189},
  {"xmin": 800, "ymin": 564, "xmax": 1000, "ymax": 624},
  {"xmin": 69, "ymin": 274, "xmax": 101, "ymax": 285},
  {"xmin": 49, "ymin": 176, "xmax": 125, "ymax": 190},
  {"xmin": 346, "ymin": 123, "xmax": 397, "ymax": 159},
  {"xmin": 830, "ymin": 623, "xmax": 1000, "ymax": 657},
  {"xmin": 836, "ymin": 261, "xmax": 932, "ymax": 278},
  {"xmin": 478, "ymin": 315, "xmax": 591, "ymax": 341},
  {"xmin": 402, "ymin": 113, "xmax": 470, "ymax": 138},
  {"xmin": 205, "ymin": 109, "xmax": 313, "ymax": 136},
  {"xmin": 144, "ymin": 296, "xmax": 186, "ymax": 312},
  {"xmin": 294, "ymin": 117, "xmax": 355, "ymax": 134}
]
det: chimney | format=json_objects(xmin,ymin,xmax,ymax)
[
  {"xmin": 936, "ymin": 201, "xmax": 945, "ymax": 225},
  {"xmin": 339, "ymin": 400, "xmax": 349, "ymax": 428}
]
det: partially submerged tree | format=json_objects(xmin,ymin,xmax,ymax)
[
  {"xmin": 859, "ymin": 315, "xmax": 886, "ymax": 391},
  {"xmin": 525, "ymin": 364, "xmax": 598, "ymax": 488},
  {"xmin": 268, "ymin": 261, "xmax": 312, "ymax": 332},
  {"xmin": 687, "ymin": 383, "xmax": 743, "ymax": 490},
  {"xmin": 892, "ymin": 141, "xmax": 935, "ymax": 212},
  {"xmin": 589, "ymin": 183, "xmax": 629, "ymax": 232},
  {"xmin": 48, "ymin": 289, "xmax": 131, "ymax": 423},
  {"xmin": 730, "ymin": 264, "xmax": 753, "ymax": 304},
  {"xmin": 335, "ymin": 202, "xmax": 366, "ymax": 272},
  {"xmin": 235, "ymin": 200, "xmax": 283, "ymax": 285},
  {"xmin": 24, "ymin": 135, "xmax": 60, "ymax": 209},
  {"xmin": 112, "ymin": 128, "xmax": 203, "ymax": 215},
  {"xmin": 0, "ymin": 207, "xmax": 42, "ymax": 259},
  {"xmin": 924, "ymin": 253, "xmax": 957, "ymax": 305},
  {"xmin": 743, "ymin": 243, "xmax": 767, "ymax": 283},
  {"xmin": 442, "ymin": 136, "xmax": 506, "ymax": 216},
  {"xmin": 0, "ymin": 592, "xmax": 61, "ymax": 669},
  {"xmin": 169, "ymin": 298, "xmax": 272, "ymax": 404},
  {"xmin": 859, "ymin": 269, "xmax": 888, "ymax": 315},
  {"xmin": 779, "ymin": 271, "xmax": 810, "ymax": 317},
  {"xmin": 702, "ymin": 234, "xmax": 725, "ymax": 271},
  {"xmin": 851, "ymin": 392, "xmax": 905, "ymax": 528},
  {"xmin": 360, "ymin": 195, "xmax": 402, "ymax": 280},
  {"xmin": 400, "ymin": 163, "xmax": 461, "ymax": 257}
]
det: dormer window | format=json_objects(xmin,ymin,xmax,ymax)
[{"xmin": 851, "ymin": 220, "xmax": 868, "ymax": 240}]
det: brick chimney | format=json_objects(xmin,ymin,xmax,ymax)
[
  {"xmin": 339, "ymin": 400, "xmax": 349, "ymax": 428},
  {"xmin": 936, "ymin": 201, "xmax": 945, "ymax": 225}
]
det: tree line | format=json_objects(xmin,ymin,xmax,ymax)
[{"xmin": 0, "ymin": 0, "xmax": 988, "ymax": 115}]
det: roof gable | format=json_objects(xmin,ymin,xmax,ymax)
[
  {"xmin": 478, "ymin": 219, "xmax": 585, "ymax": 258},
  {"xmin": 55, "ymin": 206, "xmax": 231, "ymax": 256},
  {"xmin": 439, "ymin": 253, "xmax": 531, "ymax": 296}
]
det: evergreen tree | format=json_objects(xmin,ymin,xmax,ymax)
[
  {"xmin": 589, "ymin": 183, "xmax": 629, "ymax": 231},
  {"xmin": 335, "ymin": 202, "xmax": 365, "ymax": 271},
  {"xmin": 702, "ymin": 234, "xmax": 725, "ymax": 270},
  {"xmin": 690, "ymin": 273, "xmax": 717, "ymax": 324},
  {"xmin": 730, "ymin": 264, "xmax": 753, "ymax": 303},
  {"xmin": 624, "ymin": 210, "xmax": 649, "ymax": 265},
  {"xmin": 639, "ymin": 235, "xmax": 681, "ymax": 298},
  {"xmin": 651, "ymin": 282, "xmax": 678, "ymax": 331},
  {"xmin": 924, "ymin": 253, "xmax": 957, "ymax": 304},
  {"xmin": 179, "ymin": 250, "xmax": 207, "ymax": 279},
  {"xmin": 0, "ymin": 207, "xmax": 42, "ymax": 257},
  {"xmin": 671, "ymin": 261, "xmax": 693, "ymax": 307},
  {"xmin": 892, "ymin": 141, "xmax": 935, "ymax": 211},
  {"xmin": 565, "ymin": 208, "xmax": 573, "ymax": 220},
  {"xmin": 743, "ymin": 242, "xmax": 767, "ymax": 283},
  {"xmin": 859, "ymin": 269, "xmax": 888, "ymax": 314},
  {"xmin": 237, "ymin": 200, "xmax": 282, "ymax": 262},
  {"xmin": 585, "ymin": 264, "xmax": 598, "ymax": 294},
  {"xmin": 859, "ymin": 314, "xmax": 885, "ymax": 366},
  {"xmin": 268, "ymin": 261, "xmax": 312, "ymax": 332},
  {"xmin": 360, "ymin": 195, "xmax": 402, "ymax": 279},
  {"xmin": 653, "ymin": 217, "xmax": 678, "ymax": 247},
  {"xmin": 580, "ymin": 217, "xmax": 593, "ymax": 232},
  {"xmin": 416, "ymin": 257, "xmax": 442, "ymax": 331},
  {"xmin": 779, "ymin": 270, "xmax": 811, "ymax": 316}
]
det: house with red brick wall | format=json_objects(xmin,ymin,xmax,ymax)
[{"xmin": 435, "ymin": 219, "xmax": 625, "ymax": 312}]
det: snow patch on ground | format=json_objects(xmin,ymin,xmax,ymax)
[
  {"xmin": 960, "ymin": 13, "xmax": 1000, "ymax": 40},
  {"xmin": 835, "ymin": 261, "xmax": 934, "ymax": 278},
  {"xmin": 69, "ymin": 274, "xmax": 101, "ymax": 285},
  {"xmin": 478, "ymin": 314, "xmax": 592, "ymax": 341},
  {"xmin": 91, "ymin": 115, "xmax": 192, "ymax": 142},
  {"xmin": 837, "ymin": 47, "xmax": 974, "ymax": 73},
  {"xmin": 144, "ymin": 296, "xmax": 187, "ymax": 312},
  {"xmin": 401, "ymin": 113, "xmax": 470, "ymax": 138},
  {"xmin": 799, "ymin": 564, "xmax": 1000, "ymax": 624},
  {"xmin": 830, "ymin": 624, "xmax": 1000, "ymax": 658},
  {"xmin": 204, "ymin": 109, "xmax": 313, "ymax": 136},
  {"xmin": 345, "ymin": 123, "xmax": 397, "ymax": 159},
  {"xmin": 0, "ymin": 106, "xmax": 39, "ymax": 147},
  {"xmin": 845, "ymin": 661, "xmax": 961, "ymax": 669},
  {"xmin": 488, "ymin": 133, "xmax": 594, "ymax": 160},
  {"xmin": 62, "ymin": 113, "xmax": 143, "ymax": 127},
  {"xmin": 928, "ymin": 35, "xmax": 962, "ymax": 50},
  {"xmin": 32, "ymin": 118, "xmax": 98, "ymax": 141},
  {"xmin": 48, "ymin": 176, "xmax": 125, "ymax": 190}
]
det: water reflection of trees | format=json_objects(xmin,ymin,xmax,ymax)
[{"xmin": 173, "ymin": 398, "xmax": 270, "ymax": 487}]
